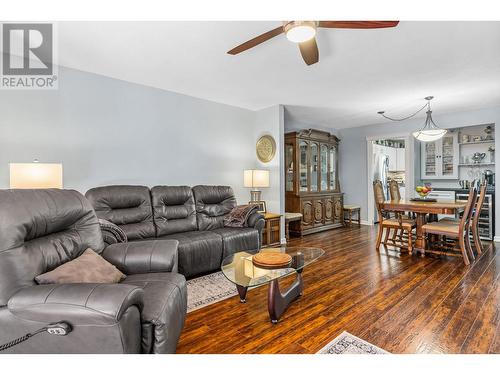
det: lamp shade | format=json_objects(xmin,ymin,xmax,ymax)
[
  {"xmin": 243, "ymin": 169, "xmax": 269, "ymax": 188},
  {"xmin": 412, "ymin": 129, "xmax": 447, "ymax": 142},
  {"xmin": 9, "ymin": 163, "xmax": 63, "ymax": 189}
]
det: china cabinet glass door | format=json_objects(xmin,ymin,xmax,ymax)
[
  {"xmin": 320, "ymin": 144, "xmax": 328, "ymax": 191},
  {"xmin": 441, "ymin": 135, "xmax": 455, "ymax": 177},
  {"xmin": 424, "ymin": 142, "xmax": 437, "ymax": 177},
  {"xmin": 310, "ymin": 143, "xmax": 318, "ymax": 192},
  {"xmin": 299, "ymin": 141, "xmax": 308, "ymax": 192},
  {"xmin": 285, "ymin": 144, "xmax": 294, "ymax": 191},
  {"xmin": 329, "ymin": 146, "xmax": 337, "ymax": 191}
]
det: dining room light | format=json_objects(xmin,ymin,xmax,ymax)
[{"xmin": 377, "ymin": 96, "xmax": 447, "ymax": 142}]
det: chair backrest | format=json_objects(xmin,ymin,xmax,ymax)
[
  {"xmin": 373, "ymin": 180, "xmax": 385, "ymax": 218},
  {"xmin": 459, "ymin": 186, "xmax": 477, "ymax": 232},
  {"xmin": 192, "ymin": 185, "xmax": 237, "ymax": 230},
  {"xmin": 85, "ymin": 185, "xmax": 156, "ymax": 240},
  {"xmin": 151, "ymin": 186, "xmax": 197, "ymax": 236},
  {"xmin": 388, "ymin": 180, "xmax": 401, "ymax": 200},
  {"xmin": 472, "ymin": 184, "xmax": 487, "ymax": 227},
  {"xmin": 0, "ymin": 189, "xmax": 104, "ymax": 306}
]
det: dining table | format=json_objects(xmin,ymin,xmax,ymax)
[{"xmin": 380, "ymin": 199, "xmax": 467, "ymax": 253}]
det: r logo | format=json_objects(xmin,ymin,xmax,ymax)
[{"xmin": 2, "ymin": 23, "xmax": 53, "ymax": 75}]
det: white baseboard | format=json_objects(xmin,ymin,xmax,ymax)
[
  {"xmin": 360, "ymin": 220, "xmax": 372, "ymax": 226},
  {"xmin": 494, "ymin": 236, "xmax": 500, "ymax": 243}
]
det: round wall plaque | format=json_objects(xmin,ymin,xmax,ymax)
[{"xmin": 256, "ymin": 135, "xmax": 276, "ymax": 163}]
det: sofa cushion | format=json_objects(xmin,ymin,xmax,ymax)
[
  {"xmin": 159, "ymin": 231, "xmax": 223, "ymax": 277},
  {"xmin": 211, "ymin": 227, "xmax": 260, "ymax": 258},
  {"xmin": 0, "ymin": 189, "xmax": 104, "ymax": 306},
  {"xmin": 121, "ymin": 273, "xmax": 187, "ymax": 354},
  {"xmin": 192, "ymin": 185, "xmax": 237, "ymax": 231},
  {"xmin": 86, "ymin": 185, "xmax": 155, "ymax": 240},
  {"xmin": 151, "ymin": 186, "xmax": 197, "ymax": 236},
  {"xmin": 35, "ymin": 248, "xmax": 125, "ymax": 285}
]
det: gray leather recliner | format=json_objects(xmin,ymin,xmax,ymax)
[
  {"xmin": 85, "ymin": 185, "xmax": 265, "ymax": 278},
  {"xmin": 0, "ymin": 189, "xmax": 187, "ymax": 354}
]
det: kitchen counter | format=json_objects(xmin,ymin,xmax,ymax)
[{"xmin": 433, "ymin": 187, "xmax": 495, "ymax": 194}]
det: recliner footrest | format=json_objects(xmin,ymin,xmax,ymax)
[{"xmin": 121, "ymin": 273, "xmax": 187, "ymax": 354}]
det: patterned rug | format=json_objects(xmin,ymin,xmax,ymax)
[
  {"xmin": 187, "ymin": 271, "xmax": 239, "ymax": 313},
  {"xmin": 317, "ymin": 331, "xmax": 389, "ymax": 354}
]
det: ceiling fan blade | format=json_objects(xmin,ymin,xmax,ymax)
[
  {"xmin": 298, "ymin": 38, "xmax": 319, "ymax": 66},
  {"xmin": 227, "ymin": 26, "xmax": 284, "ymax": 55},
  {"xmin": 318, "ymin": 21, "xmax": 399, "ymax": 29}
]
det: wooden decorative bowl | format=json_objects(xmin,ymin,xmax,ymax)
[{"xmin": 252, "ymin": 252, "xmax": 292, "ymax": 269}]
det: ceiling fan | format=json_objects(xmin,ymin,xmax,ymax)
[{"xmin": 227, "ymin": 21, "xmax": 399, "ymax": 66}]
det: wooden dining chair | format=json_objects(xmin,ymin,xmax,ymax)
[
  {"xmin": 388, "ymin": 180, "xmax": 414, "ymax": 243},
  {"xmin": 440, "ymin": 183, "xmax": 487, "ymax": 256},
  {"xmin": 373, "ymin": 180, "xmax": 416, "ymax": 253},
  {"xmin": 388, "ymin": 180, "xmax": 401, "ymax": 201},
  {"xmin": 471, "ymin": 184, "xmax": 487, "ymax": 255},
  {"xmin": 421, "ymin": 187, "xmax": 477, "ymax": 265}
]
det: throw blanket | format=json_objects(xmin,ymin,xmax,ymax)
[
  {"xmin": 98, "ymin": 218, "xmax": 127, "ymax": 244},
  {"xmin": 224, "ymin": 204, "xmax": 259, "ymax": 228}
]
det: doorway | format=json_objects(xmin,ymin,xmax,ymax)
[{"xmin": 366, "ymin": 135, "xmax": 414, "ymax": 225}]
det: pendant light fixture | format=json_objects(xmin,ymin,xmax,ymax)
[{"xmin": 377, "ymin": 96, "xmax": 447, "ymax": 142}]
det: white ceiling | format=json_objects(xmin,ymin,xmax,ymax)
[{"xmin": 27, "ymin": 21, "xmax": 500, "ymax": 128}]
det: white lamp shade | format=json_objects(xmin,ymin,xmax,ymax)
[
  {"xmin": 10, "ymin": 163, "xmax": 63, "ymax": 189},
  {"xmin": 412, "ymin": 129, "xmax": 447, "ymax": 142},
  {"xmin": 243, "ymin": 169, "xmax": 270, "ymax": 188}
]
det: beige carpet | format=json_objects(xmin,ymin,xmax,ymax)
[
  {"xmin": 186, "ymin": 271, "xmax": 238, "ymax": 313},
  {"xmin": 317, "ymin": 331, "xmax": 389, "ymax": 354}
]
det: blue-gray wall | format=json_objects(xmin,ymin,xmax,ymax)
[{"xmin": 0, "ymin": 66, "xmax": 285, "ymax": 206}]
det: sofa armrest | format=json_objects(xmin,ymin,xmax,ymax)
[
  {"xmin": 246, "ymin": 211, "xmax": 265, "ymax": 248},
  {"xmin": 102, "ymin": 240, "xmax": 179, "ymax": 275},
  {"xmin": 8, "ymin": 283, "xmax": 144, "ymax": 325},
  {"xmin": 98, "ymin": 218, "xmax": 127, "ymax": 245}
]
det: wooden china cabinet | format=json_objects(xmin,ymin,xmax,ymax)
[{"xmin": 285, "ymin": 129, "xmax": 344, "ymax": 236}]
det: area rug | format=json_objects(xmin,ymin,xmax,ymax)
[
  {"xmin": 317, "ymin": 331, "xmax": 389, "ymax": 354},
  {"xmin": 187, "ymin": 271, "xmax": 238, "ymax": 313}
]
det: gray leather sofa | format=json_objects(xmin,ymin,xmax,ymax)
[
  {"xmin": 0, "ymin": 189, "xmax": 187, "ymax": 354},
  {"xmin": 85, "ymin": 185, "xmax": 265, "ymax": 278}
]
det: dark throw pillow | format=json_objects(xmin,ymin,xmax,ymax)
[{"xmin": 35, "ymin": 248, "xmax": 126, "ymax": 285}]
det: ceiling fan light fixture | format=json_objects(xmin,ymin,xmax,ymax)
[{"xmin": 284, "ymin": 21, "xmax": 317, "ymax": 43}]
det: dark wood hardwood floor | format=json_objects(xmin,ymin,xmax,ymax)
[{"xmin": 176, "ymin": 225, "xmax": 500, "ymax": 354}]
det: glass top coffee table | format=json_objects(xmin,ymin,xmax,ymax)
[{"xmin": 221, "ymin": 247, "xmax": 324, "ymax": 323}]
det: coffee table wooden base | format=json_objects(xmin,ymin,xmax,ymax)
[
  {"xmin": 268, "ymin": 271, "xmax": 303, "ymax": 323},
  {"xmin": 236, "ymin": 285, "xmax": 248, "ymax": 303},
  {"xmin": 234, "ymin": 271, "xmax": 304, "ymax": 323}
]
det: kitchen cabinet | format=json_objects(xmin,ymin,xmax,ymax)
[
  {"xmin": 396, "ymin": 148, "xmax": 405, "ymax": 171},
  {"xmin": 373, "ymin": 144, "xmax": 404, "ymax": 171},
  {"xmin": 386, "ymin": 147, "xmax": 397, "ymax": 171},
  {"xmin": 420, "ymin": 132, "xmax": 459, "ymax": 179},
  {"xmin": 285, "ymin": 129, "xmax": 344, "ymax": 236}
]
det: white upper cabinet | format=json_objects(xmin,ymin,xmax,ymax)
[
  {"xmin": 373, "ymin": 144, "xmax": 405, "ymax": 171},
  {"xmin": 420, "ymin": 132, "xmax": 459, "ymax": 179},
  {"xmin": 396, "ymin": 148, "xmax": 405, "ymax": 171},
  {"xmin": 387, "ymin": 147, "xmax": 397, "ymax": 171}
]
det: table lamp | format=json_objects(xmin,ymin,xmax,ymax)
[
  {"xmin": 9, "ymin": 161, "xmax": 63, "ymax": 189},
  {"xmin": 244, "ymin": 169, "xmax": 269, "ymax": 202}
]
